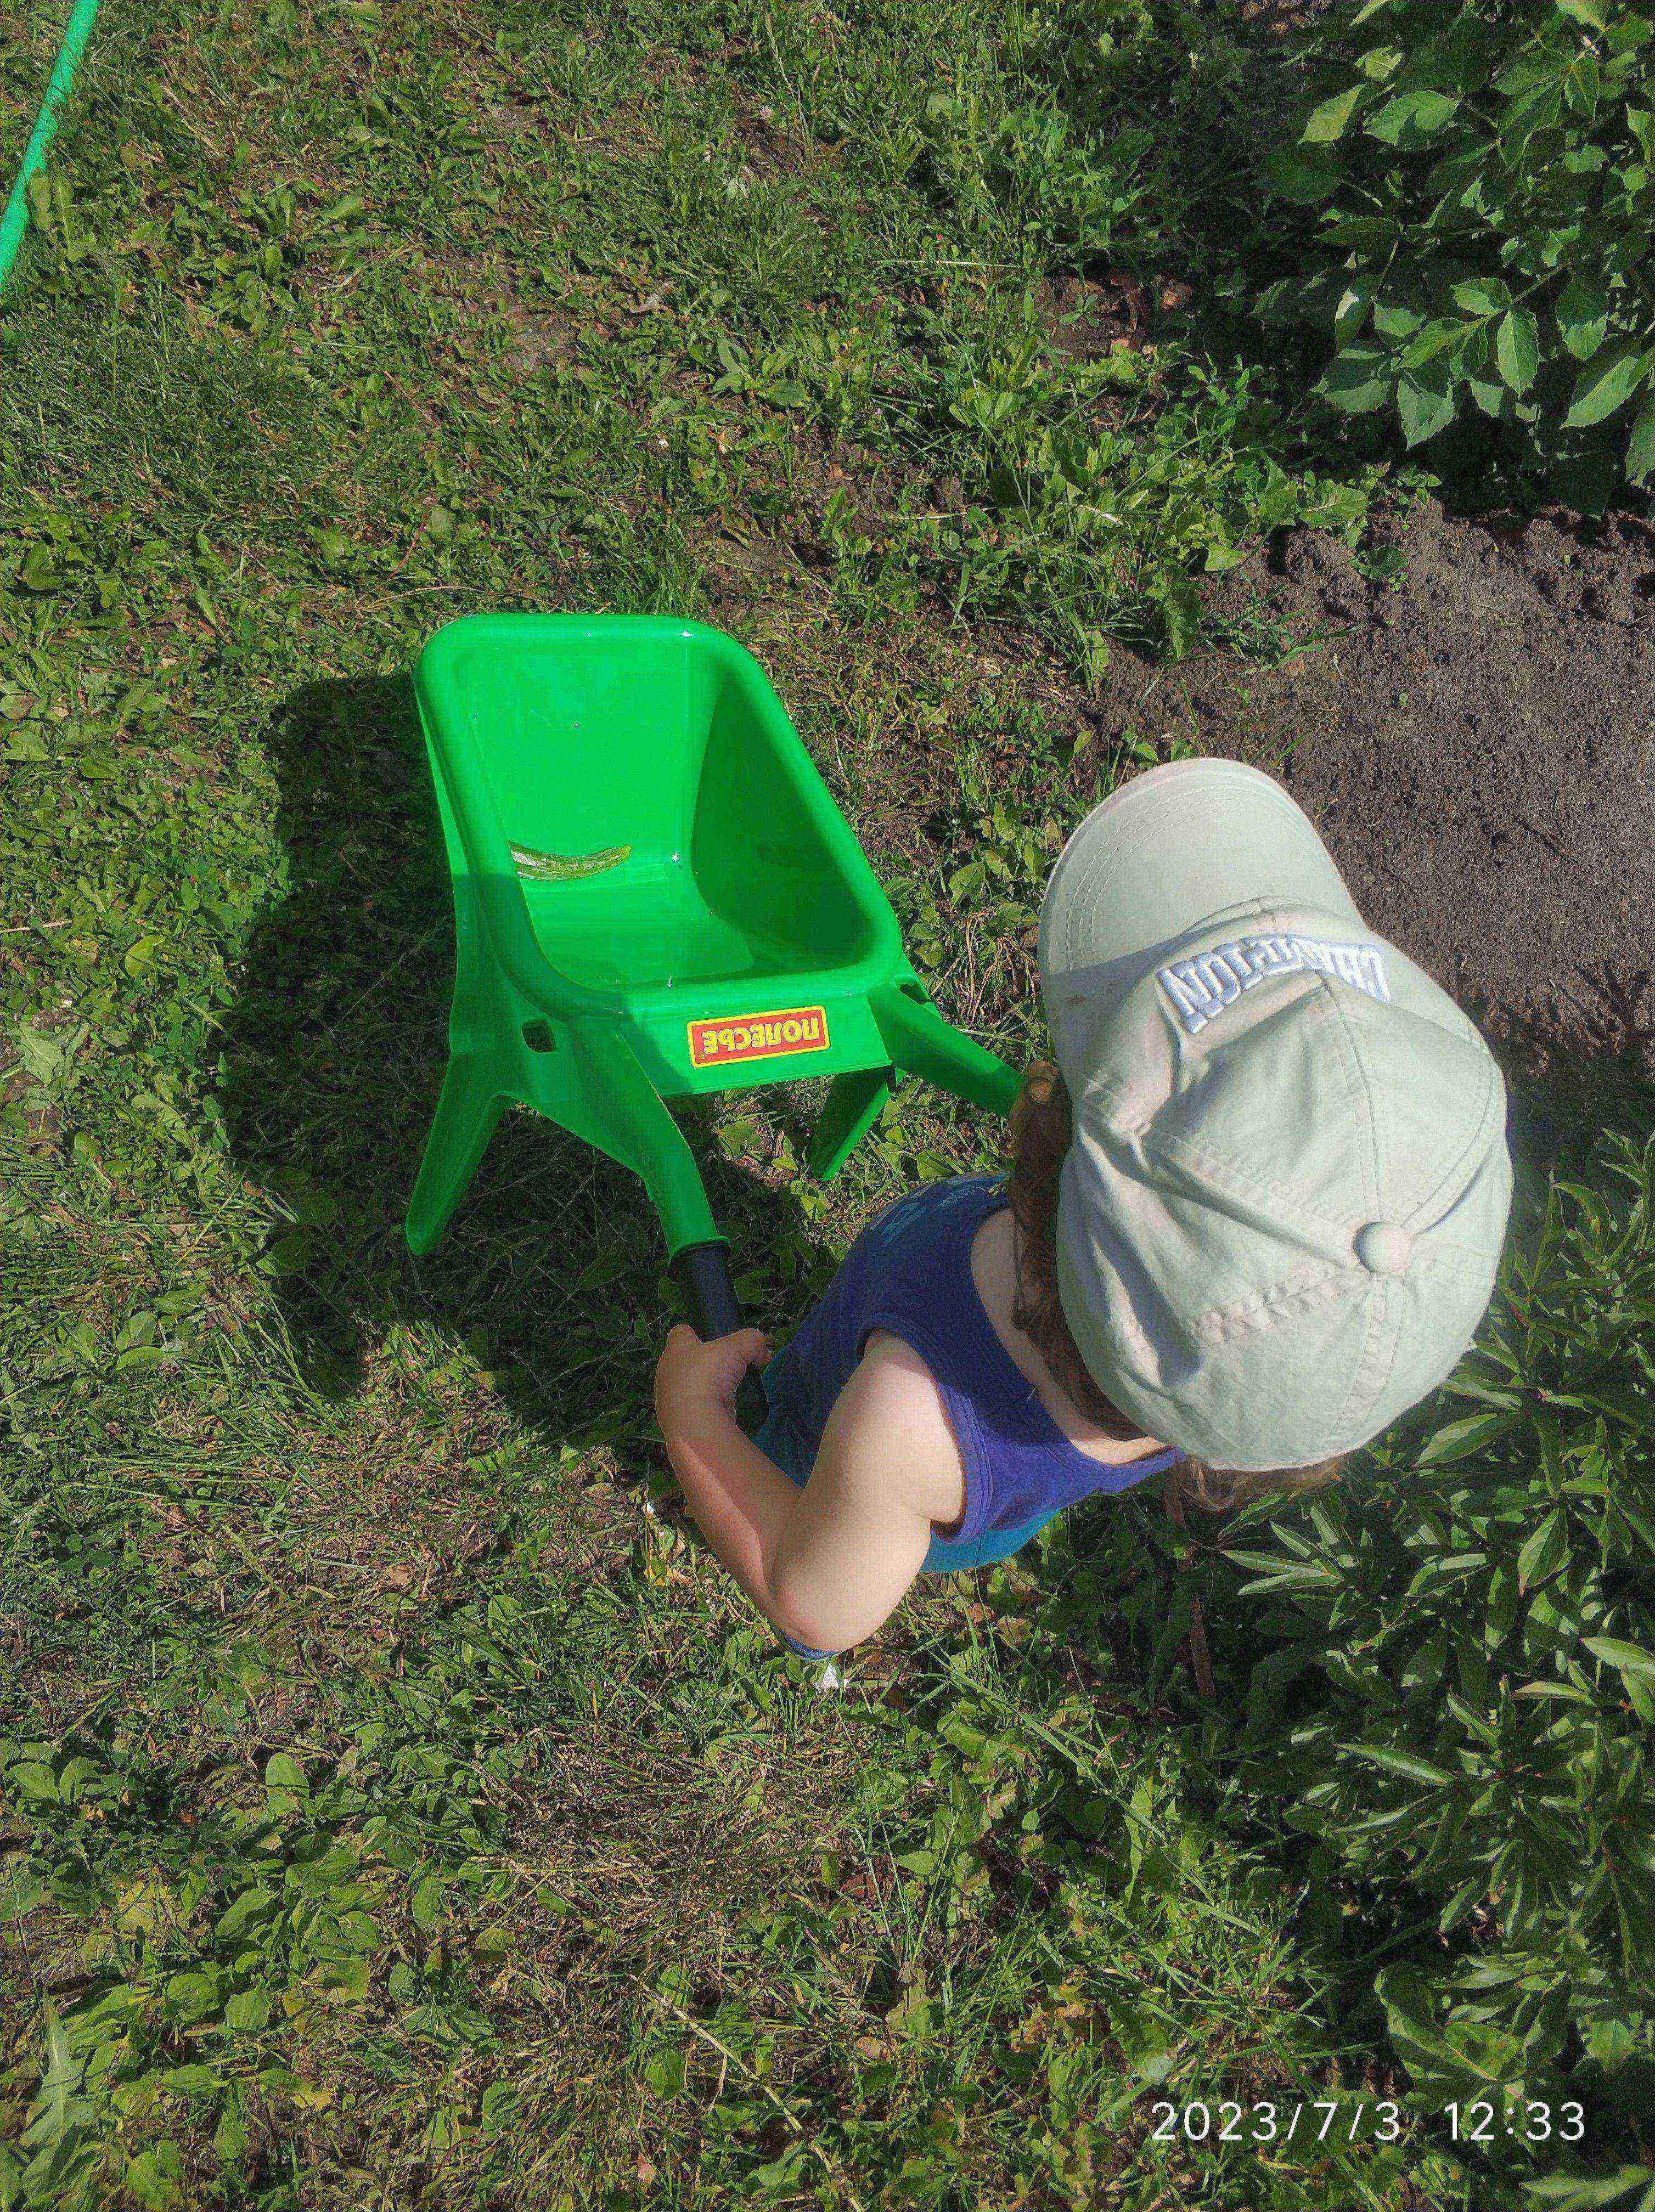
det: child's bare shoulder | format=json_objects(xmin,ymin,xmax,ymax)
[{"xmin": 829, "ymin": 1330, "xmax": 965, "ymax": 1528}]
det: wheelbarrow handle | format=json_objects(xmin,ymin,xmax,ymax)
[{"xmin": 669, "ymin": 1243, "xmax": 769, "ymax": 1437}]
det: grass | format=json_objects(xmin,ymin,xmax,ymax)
[{"xmin": 2, "ymin": 2, "xmax": 1654, "ymax": 2208}]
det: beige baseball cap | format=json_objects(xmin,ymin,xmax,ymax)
[{"xmin": 1037, "ymin": 759, "xmax": 1515, "ymax": 1471}]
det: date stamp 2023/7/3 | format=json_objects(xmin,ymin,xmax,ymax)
[{"xmin": 1147, "ymin": 2098, "xmax": 1588, "ymax": 2149}]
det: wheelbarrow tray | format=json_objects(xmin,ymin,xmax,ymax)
[{"xmin": 405, "ymin": 613, "xmax": 1017, "ymax": 1295}]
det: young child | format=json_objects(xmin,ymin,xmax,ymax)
[{"xmin": 654, "ymin": 759, "xmax": 1515, "ymax": 1662}]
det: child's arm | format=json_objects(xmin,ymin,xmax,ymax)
[{"xmin": 654, "ymin": 1327, "xmax": 942, "ymax": 1655}]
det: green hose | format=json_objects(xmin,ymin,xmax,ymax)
[{"xmin": 0, "ymin": 0, "xmax": 106, "ymax": 297}]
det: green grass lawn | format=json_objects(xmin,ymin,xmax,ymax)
[{"xmin": 4, "ymin": 3, "xmax": 1655, "ymax": 2208}]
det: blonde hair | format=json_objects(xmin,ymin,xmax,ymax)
[{"xmin": 1006, "ymin": 1062, "xmax": 1345, "ymax": 1521}]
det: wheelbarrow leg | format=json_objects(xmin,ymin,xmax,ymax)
[
  {"xmin": 553, "ymin": 1019, "xmax": 722, "ymax": 1259},
  {"xmin": 870, "ymin": 983, "xmax": 1021, "ymax": 1115},
  {"xmin": 807, "ymin": 1067, "xmax": 892, "ymax": 1181},
  {"xmin": 549, "ymin": 1021, "xmax": 768, "ymax": 1425},
  {"xmin": 406, "ymin": 1053, "xmax": 504, "ymax": 1256}
]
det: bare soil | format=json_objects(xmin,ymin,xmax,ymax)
[{"xmin": 1082, "ymin": 497, "xmax": 1655, "ymax": 1081}]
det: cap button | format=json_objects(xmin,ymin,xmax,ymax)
[{"xmin": 1355, "ymin": 1221, "xmax": 1413, "ymax": 1274}]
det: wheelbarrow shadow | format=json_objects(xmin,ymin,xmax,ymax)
[{"xmin": 217, "ymin": 674, "xmax": 829, "ymax": 1457}]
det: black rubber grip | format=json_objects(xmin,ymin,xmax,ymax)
[{"xmin": 671, "ymin": 1242, "xmax": 768, "ymax": 1436}]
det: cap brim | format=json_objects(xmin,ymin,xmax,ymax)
[{"xmin": 1038, "ymin": 759, "xmax": 1364, "ymax": 1076}]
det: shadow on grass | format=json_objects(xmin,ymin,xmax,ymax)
[{"xmin": 217, "ymin": 673, "xmax": 817, "ymax": 1459}]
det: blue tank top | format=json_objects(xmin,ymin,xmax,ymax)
[{"xmin": 753, "ymin": 1174, "xmax": 1182, "ymax": 1575}]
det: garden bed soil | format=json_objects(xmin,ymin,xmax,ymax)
[{"xmin": 1083, "ymin": 496, "xmax": 1655, "ymax": 1082}]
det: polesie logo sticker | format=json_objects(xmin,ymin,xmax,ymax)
[{"xmin": 688, "ymin": 1006, "xmax": 830, "ymax": 1068}]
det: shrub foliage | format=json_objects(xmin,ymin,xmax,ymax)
[
  {"xmin": 1229, "ymin": 1121, "xmax": 1655, "ymax": 2182},
  {"xmin": 1256, "ymin": 0, "xmax": 1655, "ymax": 501}
]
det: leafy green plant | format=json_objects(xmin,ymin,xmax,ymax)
[
  {"xmin": 1255, "ymin": 0, "xmax": 1655, "ymax": 503},
  {"xmin": 1227, "ymin": 1119, "xmax": 1655, "ymax": 2189}
]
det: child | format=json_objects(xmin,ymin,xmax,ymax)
[{"xmin": 654, "ymin": 759, "xmax": 1515, "ymax": 1662}]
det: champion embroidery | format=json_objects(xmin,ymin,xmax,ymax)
[{"xmin": 1157, "ymin": 933, "xmax": 1391, "ymax": 1036}]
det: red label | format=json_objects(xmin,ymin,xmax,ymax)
[{"xmin": 688, "ymin": 1005, "xmax": 830, "ymax": 1068}]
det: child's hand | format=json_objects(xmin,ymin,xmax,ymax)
[{"xmin": 655, "ymin": 1323, "xmax": 771, "ymax": 1437}]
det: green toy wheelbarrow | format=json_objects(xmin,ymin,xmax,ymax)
[{"xmin": 405, "ymin": 613, "xmax": 1020, "ymax": 1430}]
